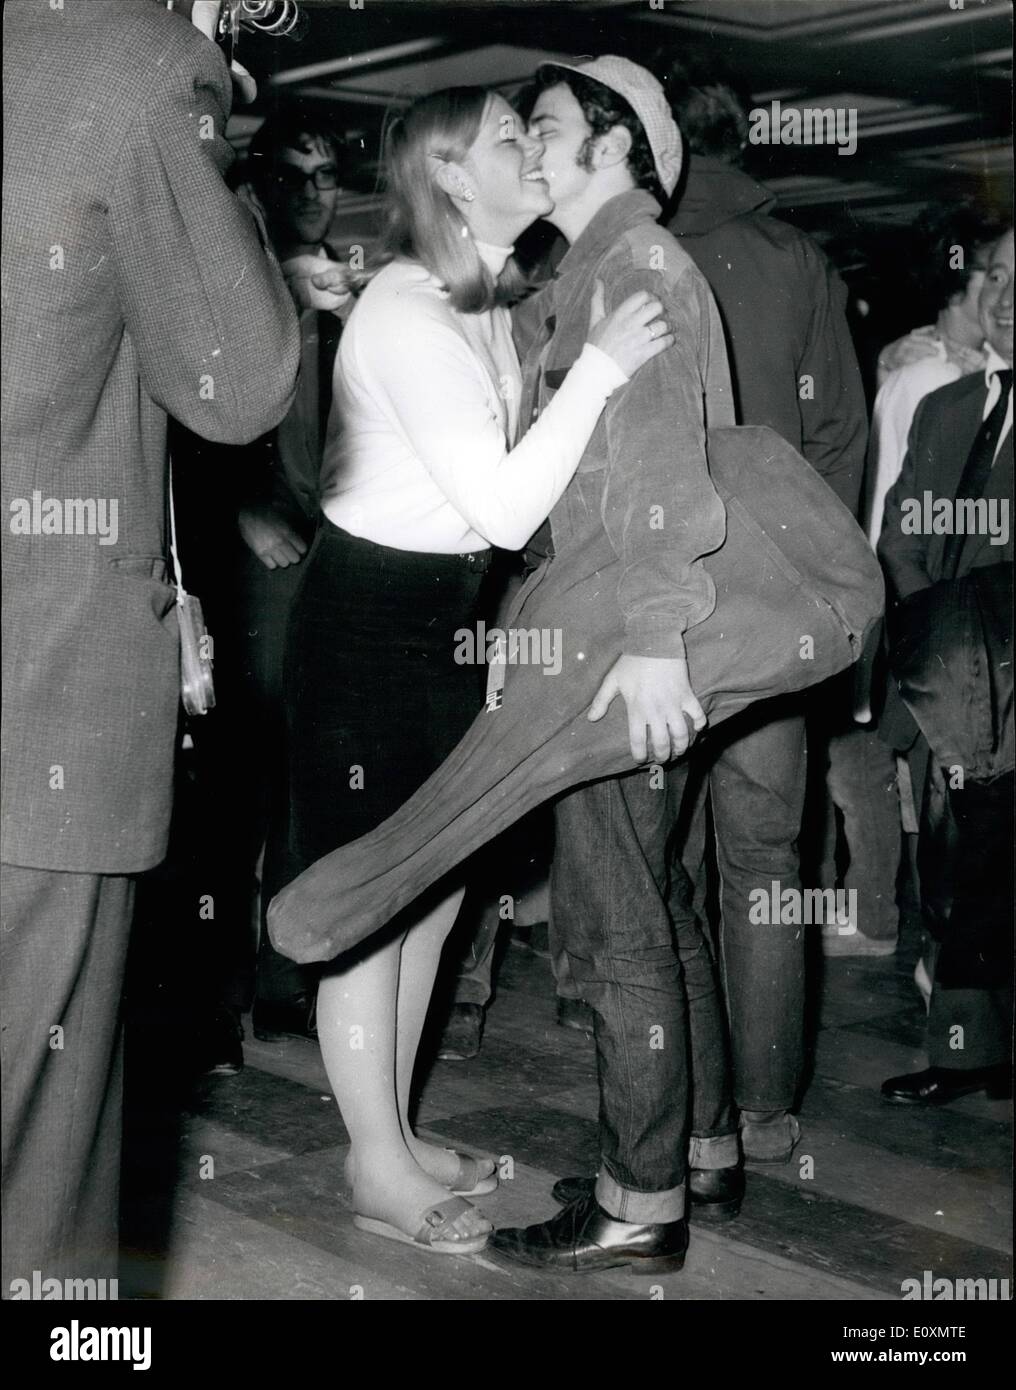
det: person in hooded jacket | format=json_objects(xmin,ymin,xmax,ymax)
[{"xmin": 657, "ymin": 67, "xmax": 870, "ymax": 1160}]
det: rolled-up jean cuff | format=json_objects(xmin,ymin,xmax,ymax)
[
  {"xmin": 596, "ymin": 1170, "xmax": 685, "ymax": 1223},
  {"xmin": 688, "ymin": 1133, "xmax": 740, "ymax": 1170}
]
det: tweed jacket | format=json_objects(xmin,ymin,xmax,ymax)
[{"xmin": 2, "ymin": 0, "xmax": 300, "ymax": 872}]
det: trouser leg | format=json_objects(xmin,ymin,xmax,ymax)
[
  {"xmin": 826, "ymin": 726, "xmax": 901, "ymax": 941},
  {"xmin": 1, "ymin": 865, "xmax": 134, "ymax": 1287},
  {"xmin": 926, "ymin": 965, "xmax": 1013, "ymax": 1070},
  {"xmin": 665, "ymin": 824, "xmax": 739, "ymax": 1169},
  {"xmin": 706, "ymin": 703, "xmax": 808, "ymax": 1113},
  {"xmin": 552, "ymin": 766, "xmax": 690, "ymax": 1222},
  {"xmin": 448, "ymin": 879, "xmax": 500, "ymax": 1008}
]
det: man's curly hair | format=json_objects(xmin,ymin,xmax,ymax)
[{"xmin": 533, "ymin": 66, "xmax": 664, "ymax": 205}]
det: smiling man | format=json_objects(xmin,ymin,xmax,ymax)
[{"xmin": 490, "ymin": 56, "xmax": 743, "ymax": 1275}]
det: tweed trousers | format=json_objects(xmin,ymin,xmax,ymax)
[{"xmin": 1, "ymin": 865, "xmax": 134, "ymax": 1288}]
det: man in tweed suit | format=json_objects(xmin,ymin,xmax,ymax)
[{"xmin": 1, "ymin": 0, "xmax": 299, "ymax": 1287}]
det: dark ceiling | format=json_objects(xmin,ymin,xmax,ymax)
[{"xmin": 229, "ymin": 0, "xmax": 1013, "ymax": 254}]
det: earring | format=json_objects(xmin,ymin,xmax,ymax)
[{"xmin": 458, "ymin": 183, "xmax": 475, "ymax": 202}]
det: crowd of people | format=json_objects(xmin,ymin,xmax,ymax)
[{"xmin": 2, "ymin": 0, "xmax": 1011, "ymax": 1289}]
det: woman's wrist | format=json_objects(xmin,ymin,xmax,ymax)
[{"xmin": 577, "ymin": 341, "xmax": 630, "ymax": 394}]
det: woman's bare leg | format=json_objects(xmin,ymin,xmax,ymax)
[
  {"xmin": 317, "ymin": 921, "xmax": 489, "ymax": 1242},
  {"xmin": 393, "ymin": 885, "xmax": 494, "ymax": 1184}
]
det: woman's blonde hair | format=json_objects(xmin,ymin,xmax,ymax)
[{"xmin": 378, "ymin": 86, "xmax": 529, "ymax": 312}]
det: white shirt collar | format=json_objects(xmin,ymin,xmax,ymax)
[{"xmin": 983, "ymin": 344, "xmax": 1012, "ymax": 385}]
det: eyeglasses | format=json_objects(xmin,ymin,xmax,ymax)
[{"xmin": 272, "ymin": 165, "xmax": 340, "ymax": 194}]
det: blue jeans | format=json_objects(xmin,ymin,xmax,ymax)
[
  {"xmin": 550, "ymin": 764, "xmax": 737, "ymax": 1223},
  {"xmin": 678, "ymin": 699, "xmax": 807, "ymax": 1114}
]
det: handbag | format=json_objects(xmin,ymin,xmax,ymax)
[{"xmin": 169, "ymin": 460, "xmax": 216, "ymax": 717}]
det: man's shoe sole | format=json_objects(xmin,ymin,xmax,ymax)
[{"xmin": 491, "ymin": 1245, "xmax": 686, "ymax": 1275}]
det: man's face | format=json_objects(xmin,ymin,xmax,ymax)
[
  {"xmin": 265, "ymin": 137, "xmax": 340, "ymax": 250},
  {"xmin": 978, "ymin": 229, "xmax": 1014, "ymax": 366},
  {"xmin": 953, "ymin": 246, "xmax": 990, "ymax": 335},
  {"xmin": 527, "ymin": 83, "xmax": 596, "ymax": 215}
]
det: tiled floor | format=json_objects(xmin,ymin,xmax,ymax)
[{"xmin": 119, "ymin": 931, "xmax": 1012, "ymax": 1301}]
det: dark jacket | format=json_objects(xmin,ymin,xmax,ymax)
[
  {"xmin": 878, "ymin": 373, "xmax": 1013, "ymax": 986},
  {"xmin": 1, "ymin": 0, "xmax": 300, "ymax": 872},
  {"xmin": 878, "ymin": 372, "xmax": 1014, "ymax": 752},
  {"xmin": 668, "ymin": 156, "xmax": 867, "ymax": 515}
]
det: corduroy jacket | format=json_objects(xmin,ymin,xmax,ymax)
[{"xmin": 518, "ymin": 190, "xmax": 734, "ymax": 661}]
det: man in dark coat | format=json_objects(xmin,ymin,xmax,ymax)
[
  {"xmin": 661, "ymin": 72, "xmax": 868, "ymax": 1160},
  {"xmin": 176, "ymin": 112, "xmax": 352, "ymax": 1072},
  {"xmin": 1, "ymin": 0, "xmax": 299, "ymax": 1286},
  {"xmin": 877, "ymin": 228, "xmax": 1013, "ymax": 1106}
]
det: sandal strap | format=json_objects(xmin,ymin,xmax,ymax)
[
  {"xmin": 415, "ymin": 1195, "xmax": 476, "ymax": 1244},
  {"xmin": 448, "ymin": 1150, "xmax": 495, "ymax": 1190}
]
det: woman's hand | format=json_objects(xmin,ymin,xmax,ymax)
[{"xmin": 586, "ymin": 280, "xmax": 674, "ymax": 378}]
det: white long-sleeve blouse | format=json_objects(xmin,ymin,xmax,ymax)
[{"xmin": 318, "ymin": 241, "xmax": 627, "ymax": 554}]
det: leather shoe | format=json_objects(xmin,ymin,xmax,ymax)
[
  {"xmin": 252, "ymin": 994, "xmax": 317, "ymax": 1043},
  {"xmin": 197, "ymin": 1005, "xmax": 244, "ymax": 1077},
  {"xmin": 881, "ymin": 1065, "xmax": 1012, "ymax": 1105},
  {"xmin": 552, "ymin": 1166, "xmax": 743, "ymax": 1223},
  {"xmin": 437, "ymin": 1003, "xmax": 484, "ymax": 1061},
  {"xmin": 491, "ymin": 1192, "xmax": 687, "ymax": 1274}
]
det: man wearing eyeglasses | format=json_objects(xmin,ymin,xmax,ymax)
[
  {"xmin": 254, "ymin": 117, "xmax": 344, "ymax": 264},
  {"xmin": 180, "ymin": 113, "xmax": 353, "ymax": 1071}
]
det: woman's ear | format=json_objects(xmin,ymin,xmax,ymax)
[{"xmin": 433, "ymin": 160, "xmax": 476, "ymax": 203}]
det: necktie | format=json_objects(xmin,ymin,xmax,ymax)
[{"xmin": 941, "ymin": 369, "xmax": 1012, "ymax": 577}]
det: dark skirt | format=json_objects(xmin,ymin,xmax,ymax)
[{"xmin": 285, "ymin": 519, "xmax": 485, "ymax": 874}]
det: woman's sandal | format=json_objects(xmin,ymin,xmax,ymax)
[
  {"xmin": 344, "ymin": 1148, "xmax": 498, "ymax": 1198},
  {"xmin": 445, "ymin": 1151, "xmax": 499, "ymax": 1197},
  {"xmin": 353, "ymin": 1196, "xmax": 491, "ymax": 1256}
]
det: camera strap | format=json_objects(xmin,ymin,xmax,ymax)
[{"xmin": 167, "ymin": 457, "xmax": 188, "ymax": 606}]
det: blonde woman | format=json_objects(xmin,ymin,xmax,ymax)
[{"xmin": 285, "ymin": 86, "xmax": 673, "ymax": 1256}]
